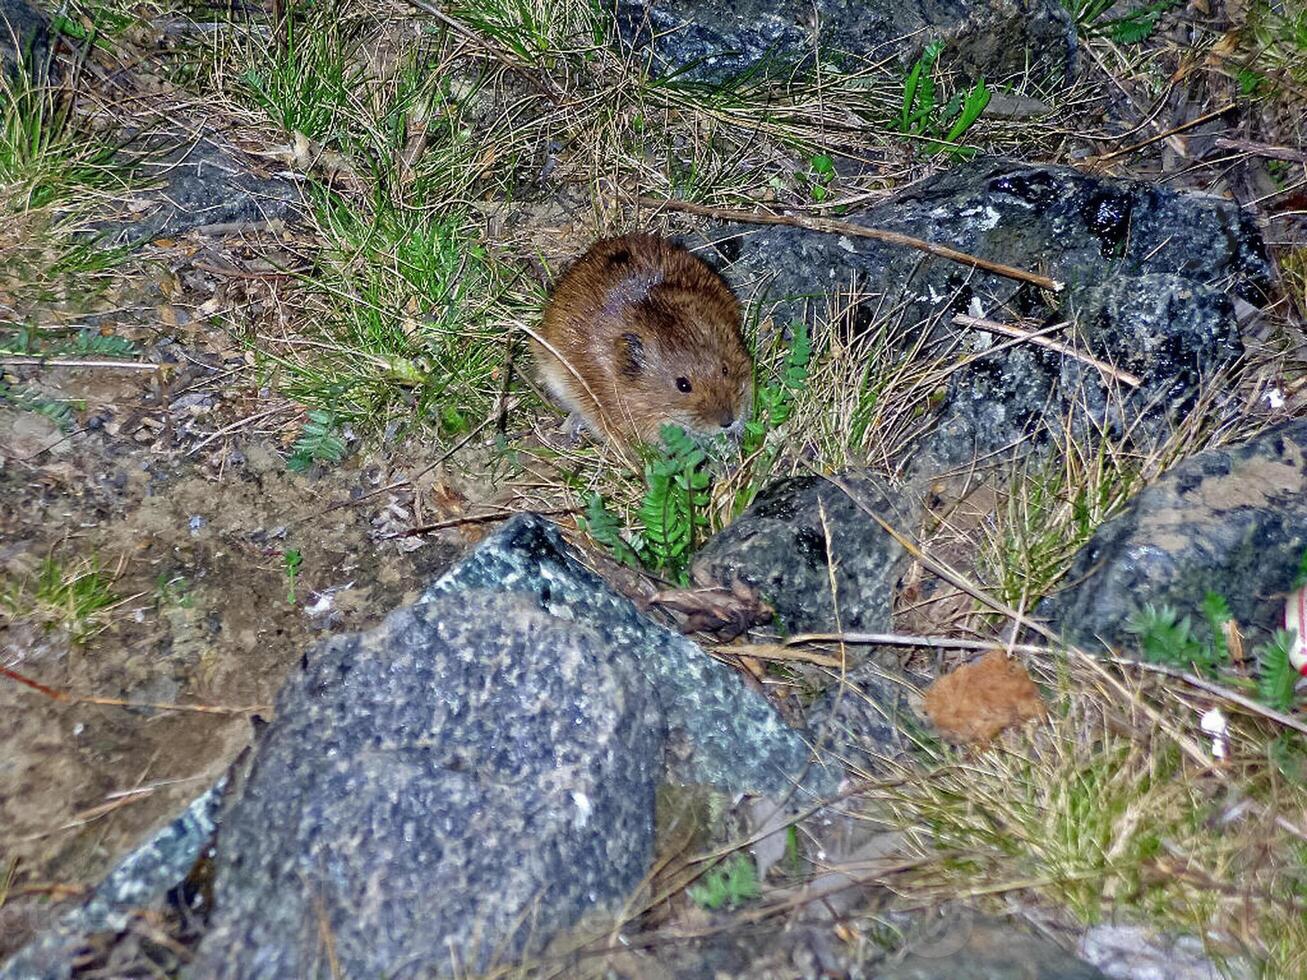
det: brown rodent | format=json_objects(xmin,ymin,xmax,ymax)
[{"xmin": 534, "ymin": 233, "xmax": 753, "ymax": 445}]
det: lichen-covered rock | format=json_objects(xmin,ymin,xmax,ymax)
[
  {"xmin": 1043, "ymin": 419, "xmax": 1307, "ymax": 652},
  {"xmin": 692, "ymin": 469, "xmax": 912, "ymax": 635},
  {"xmin": 615, "ymin": 0, "xmax": 1076, "ymax": 86},
  {"xmin": 701, "ymin": 160, "xmax": 1271, "ymax": 473},
  {"xmin": 190, "ymin": 590, "xmax": 664, "ymax": 977}
]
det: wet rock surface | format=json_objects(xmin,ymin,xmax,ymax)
[
  {"xmin": 703, "ymin": 159, "xmax": 1271, "ymax": 473},
  {"xmin": 692, "ymin": 469, "xmax": 914, "ymax": 636},
  {"xmin": 1043, "ymin": 418, "xmax": 1307, "ymax": 652},
  {"xmin": 614, "ymin": 0, "xmax": 1077, "ymax": 86}
]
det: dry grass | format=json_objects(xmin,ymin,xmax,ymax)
[{"xmin": 870, "ymin": 660, "xmax": 1307, "ymax": 977}]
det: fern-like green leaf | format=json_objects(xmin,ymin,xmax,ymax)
[
  {"xmin": 636, "ymin": 425, "xmax": 713, "ymax": 579},
  {"xmin": 1201, "ymin": 590, "xmax": 1234, "ymax": 665},
  {"xmin": 287, "ymin": 409, "xmax": 345, "ymax": 471},
  {"xmin": 0, "ymin": 382, "xmax": 76, "ymax": 430},
  {"xmin": 1125, "ymin": 603, "xmax": 1207, "ymax": 670},
  {"xmin": 580, "ymin": 493, "xmax": 640, "ymax": 568},
  {"xmin": 1257, "ymin": 630, "xmax": 1300, "ymax": 712},
  {"xmin": 69, "ymin": 330, "xmax": 138, "ymax": 357},
  {"xmin": 1113, "ymin": 12, "xmax": 1157, "ymax": 43}
]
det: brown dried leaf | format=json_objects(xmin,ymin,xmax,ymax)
[
  {"xmin": 647, "ymin": 581, "xmax": 772, "ymax": 639},
  {"xmin": 924, "ymin": 650, "xmax": 1047, "ymax": 744}
]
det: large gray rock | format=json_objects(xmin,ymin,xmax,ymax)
[
  {"xmin": 191, "ymin": 590, "xmax": 664, "ymax": 977},
  {"xmin": 692, "ymin": 469, "xmax": 913, "ymax": 636},
  {"xmin": 701, "ymin": 160, "xmax": 1271, "ymax": 473},
  {"xmin": 421, "ymin": 515, "xmax": 830, "ymax": 793},
  {"xmin": 187, "ymin": 515, "xmax": 830, "ymax": 977},
  {"xmin": 3, "ymin": 515, "xmax": 832, "ymax": 978},
  {"xmin": 615, "ymin": 0, "xmax": 1077, "ymax": 86},
  {"xmin": 1043, "ymin": 418, "xmax": 1307, "ymax": 653}
]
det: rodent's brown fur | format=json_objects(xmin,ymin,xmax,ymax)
[{"xmin": 534, "ymin": 234, "xmax": 753, "ymax": 444}]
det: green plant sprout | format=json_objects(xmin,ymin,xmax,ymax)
[
  {"xmin": 896, "ymin": 42, "xmax": 990, "ymax": 158},
  {"xmin": 578, "ymin": 494, "xmax": 642, "ymax": 569},
  {"xmin": 1060, "ymin": 0, "xmax": 1178, "ymax": 41},
  {"xmin": 154, "ymin": 572, "xmax": 193, "ymax": 610},
  {"xmin": 1257, "ymin": 630, "xmax": 1300, "ymax": 712},
  {"xmin": 743, "ymin": 321, "xmax": 811, "ymax": 457},
  {"xmin": 688, "ymin": 853, "xmax": 760, "ymax": 910},
  {"xmin": 288, "ymin": 409, "xmax": 346, "ymax": 471},
  {"xmin": 637, "ymin": 425, "xmax": 712, "ymax": 582},
  {"xmin": 283, "ymin": 549, "xmax": 303, "ymax": 604},
  {"xmin": 1125, "ymin": 591, "xmax": 1300, "ymax": 710},
  {"xmin": 797, "ymin": 153, "xmax": 836, "ymax": 202},
  {"xmin": 1106, "ymin": 0, "xmax": 1180, "ymax": 43}
]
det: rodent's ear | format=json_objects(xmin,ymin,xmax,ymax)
[{"xmin": 617, "ymin": 332, "xmax": 645, "ymax": 378}]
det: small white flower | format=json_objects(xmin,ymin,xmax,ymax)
[{"xmin": 1200, "ymin": 707, "xmax": 1229, "ymax": 759}]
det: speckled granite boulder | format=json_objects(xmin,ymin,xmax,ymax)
[
  {"xmin": 419, "ymin": 515, "xmax": 829, "ymax": 793},
  {"xmin": 186, "ymin": 515, "xmax": 831, "ymax": 977},
  {"xmin": 692, "ymin": 469, "xmax": 913, "ymax": 635},
  {"xmin": 1043, "ymin": 418, "xmax": 1307, "ymax": 652},
  {"xmin": 701, "ymin": 160, "xmax": 1270, "ymax": 473},
  {"xmin": 191, "ymin": 590, "xmax": 662, "ymax": 977},
  {"xmin": 615, "ymin": 0, "xmax": 1076, "ymax": 86}
]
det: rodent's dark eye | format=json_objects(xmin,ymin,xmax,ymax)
[
  {"xmin": 675, "ymin": 376, "xmax": 692, "ymax": 393},
  {"xmin": 721, "ymin": 364, "xmax": 729, "ymax": 377}
]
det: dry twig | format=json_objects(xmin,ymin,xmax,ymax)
[
  {"xmin": 952, "ymin": 314, "xmax": 1143, "ymax": 387},
  {"xmin": 1, "ymin": 665, "xmax": 269, "ymax": 716}
]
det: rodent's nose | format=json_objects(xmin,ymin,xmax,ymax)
[{"xmin": 719, "ymin": 411, "xmax": 735, "ymax": 429}]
